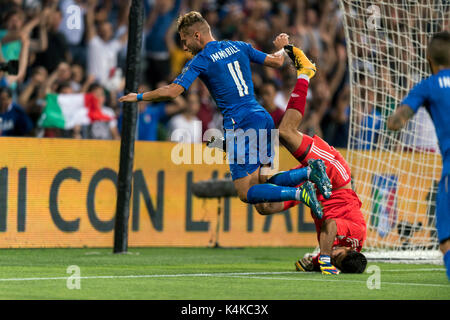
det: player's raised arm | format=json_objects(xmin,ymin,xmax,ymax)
[
  {"xmin": 118, "ymin": 83, "xmax": 185, "ymax": 103},
  {"xmin": 387, "ymin": 73, "xmax": 430, "ymax": 131},
  {"xmin": 263, "ymin": 33, "xmax": 290, "ymax": 68},
  {"xmin": 387, "ymin": 104, "xmax": 415, "ymax": 131}
]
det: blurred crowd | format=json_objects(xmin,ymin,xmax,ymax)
[{"xmin": 0, "ymin": 0, "xmax": 351, "ymax": 148}]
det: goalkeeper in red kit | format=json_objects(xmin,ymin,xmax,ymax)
[
  {"xmin": 252, "ymin": 44, "xmax": 367, "ymax": 275},
  {"xmin": 256, "ymin": 136, "xmax": 368, "ymax": 274}
]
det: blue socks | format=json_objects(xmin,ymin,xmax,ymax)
[
  {"xmin": 246, "ymin": 183, "xmax": 299, "ymax": 204},
  {"xmin": 444, "ymin": 250, "xmax": 450, "ymax": 280},
  {"xmin": 246, "ymin": 167, "xmax": 311, "ymax": 204},
  {"xmin": 267, "ymin": 167, "xmax": 310, "ymax": 187}
]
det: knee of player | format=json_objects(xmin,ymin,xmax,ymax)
[
  {"xmin": 254, "ymin": 203, "xmax": 272, "ymax": 216},
  {"xmin": 237, "ymin": 190, "xmax": 249, "ymax": 203}
]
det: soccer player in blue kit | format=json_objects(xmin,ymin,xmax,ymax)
[
  {"xmin": 387, "ymin": 31, "xmax": 450, "ymax": 280},
  {"xmin": 119, "ymin": 11, "xmax": 331, "ymax": 218}
]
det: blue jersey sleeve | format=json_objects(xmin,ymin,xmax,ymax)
[
  {"xmin": 173, "ymin": 54, "xmax": 209, "ymax": 91},
  {"xmin": 401, "ymin": 79, "xmax": 430, "ymax": 113},
  {"xmin": 238, "ymin": 41, "xmax": 267, "ymax": 65}
]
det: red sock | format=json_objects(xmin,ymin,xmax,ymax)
[
  {"xmin": 286, "ymin": 78, "xmax": 309, "ymax": 116},
  {"xmin": 292, "ymin": 134, "xmax": 313, "ymax": 165}
]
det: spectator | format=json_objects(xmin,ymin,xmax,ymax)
[
  {"xmin": 351, "ymin": 85, "xmax": 382, "ymax": 150},
  {"xmin": 260, "ymin": 81, "xmax": 284, "ymax": 128},
  {"xmin": 42, "ymin": 62, "xmax": 74, "ymax": 95},
  {"xmin": 274, "ymin": 66, "xmax": 297, "ymax": 111},
  {"xmin": 193, "ymin": 79, "xmax": 217, "ymax": 135},
  {"xmin": 70, "ymin": 63, "xmax": 85, "ymax": 92},
  {"xmin": 0, "ymin": 87, "xmax": 33, "ymax": 136},
  {"xmin": 17, "ymin": 65, "xmax": 48, "ymax": 124},
  {"xmin": 34, "ymin": 7, "xmax": 70, "ymax": 73},
  {"xmin": 169, "ymin": 92, "xmax": 202, "ymax": 143},
  {"xmin": 0, "ymin": 31, "xmax": 31, "ymax": 90},
  {"xmin": 85, "ymin": 0, "xmax": 127, "ymax": 92},
  {"xmin": 118, "ymin": 83, "xmax": 186, "ymax": 141},
  {"xmin": 58, "ymin": 0, "xmax": 88, "ymax": 67},
  {"xmin": 84, "ymin": 82, "xmax": 120, "ymax": 140},
  {"xmin": 0, "ymin": 7, "xmax": 30, "ymax": 61},
  {"xmin": 165, "ymin": 21, "xmax": 190, "ymax": 80},
  {"xmin": 323, "ymin": 84, "xmax": 350, "ymax": 148},
  {"xmin": 144, "ymin": 0, "xmax": 181, "ymax": 89}
]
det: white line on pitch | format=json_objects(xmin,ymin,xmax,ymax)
[
  {"xmin": 222, "ymin": 275, "xmax": 450, "ymax": 288},
  {"xmin": 381, "ymin": 268, "xmax": 446, "ymax": 272},
  {"xmin": 0, "ymin": 271, "xmax": 297, "ymax": 282},
  {"xmin": 0, "ymin": 271, "xmax": 448, "ymax": 288}
]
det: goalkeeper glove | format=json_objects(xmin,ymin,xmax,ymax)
[
  {"xmin": 295, "ymin": 254, "xmax": 314, "ymax": 272},
  {"xmin": 318, "ymin": 254, "xmax": 340, "ymax": 275}
]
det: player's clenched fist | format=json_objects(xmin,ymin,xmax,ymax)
[
  {"xmin": 119, "ymin": 93, "xmax": 138, "ymax": 103},
  {"xmin": 273, "ymin": 33, "xmax": 290, "ymax": 50}
]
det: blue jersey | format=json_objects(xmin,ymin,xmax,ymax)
[
  {"xmin": 173, "ymin": 40, "xmax": 268, "ymax": 129},
  {"xmin": 401, "ymin": 69, "xmax": 450, "ymax": 177},
  {"xmin": 0, "ymin": 103, "xmax": 33, "ymax": 136}
]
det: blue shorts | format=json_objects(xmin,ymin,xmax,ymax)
[
  {"xmin": 437, "ymin": 174, "xmax": 450, "ymax": 243},
  {"xmin": 225, "ymin": 110, "xmax": 275, "ymax": 181}
]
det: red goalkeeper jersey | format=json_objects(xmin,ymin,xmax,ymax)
[{"xmin": 284, "ymin": 135, "xmax": 367, "ymax": 251}]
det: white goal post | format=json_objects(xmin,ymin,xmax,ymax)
[{"xmin": 339, "ymin": 0, "xmax": 449, "ymax": 263}]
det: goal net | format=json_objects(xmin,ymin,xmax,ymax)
[{"xmin": 339, "ymin": 0, "xmax": 449, "ymax": 263}]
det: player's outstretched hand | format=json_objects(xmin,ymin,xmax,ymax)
[
  {"xmin": 273, "ymin": 33, "xmax": 290, "ymax": 51},
  {"xmin": 119, "ymin": 93, "xmax": 138, "ymax": 103}
]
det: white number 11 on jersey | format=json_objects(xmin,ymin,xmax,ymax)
[{"xmin": 227, "ymin": 61, "xmax": 249, "ymax": 97}]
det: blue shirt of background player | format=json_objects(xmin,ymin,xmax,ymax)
[
  {"xmin": 401, "ymin": 69, "xmax": 450, "ymax": 177},
  {"xmin": 173, "ymin": 40, "xmax": 268, "ymax": 129},
  {"xmin": 0, "ymin": 103, "xmax": 33, "ymax": 136},
  {"xmin": 118, "ymin": 102, "xmax": 167, "ymax": 141}
]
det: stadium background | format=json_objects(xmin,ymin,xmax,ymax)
[{"xmin": 0, "ymin": 0, "xmax": 438, "ymax": 248}]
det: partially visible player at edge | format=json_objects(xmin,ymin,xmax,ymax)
[
  {"xmin": 119, "ymin": 11, "xmax": 331, "ymax": 218},
  {"xmin": 251, "ymin": 44, "xmax": 367, "ymax": 275},
  {"xmin": 387, "ymin": 31, "xmax": 450, "ymax": 280}
]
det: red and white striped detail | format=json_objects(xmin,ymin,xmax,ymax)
[{"xmin": 310, "ymin": 142, "xmax": 350, "ymax": 182}]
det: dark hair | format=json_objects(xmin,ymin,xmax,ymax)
[
  {"xmin": 87, "ymin": 83, "xmax": 103, "ymax": 93},
  {"xmin": 56, "ymin": 81, "xmax": 72, "ymax": 93},
  {"xmin": 0, "ymin": 86, "xmax": 13, "ymax": 98},
  {"xmin": 340, "ymin": 251, "xmax": 367, "ymax": 273},
  {"xmin": 428, "ymin": 31, "xmax": 450, "ymax": 66},
  {"xmin": 3, "ymin": 7, "xmax": 25, "ymax": 24}
]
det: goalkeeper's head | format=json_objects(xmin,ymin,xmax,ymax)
[
  {"xmin": 177, "ymin": 11, "xmax": 213, "ymax": 55},
  {"xmin": 427, "ymin": 31, "xmax": 450, "ymax": 74},
  {"xmin": 333, "ymin": 248, "xmax": 367, "ymax": 273}
]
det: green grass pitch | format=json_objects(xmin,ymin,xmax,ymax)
[{"xmin": 0, "ymin": 247, "xmax": 448, "ymax": 300}]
